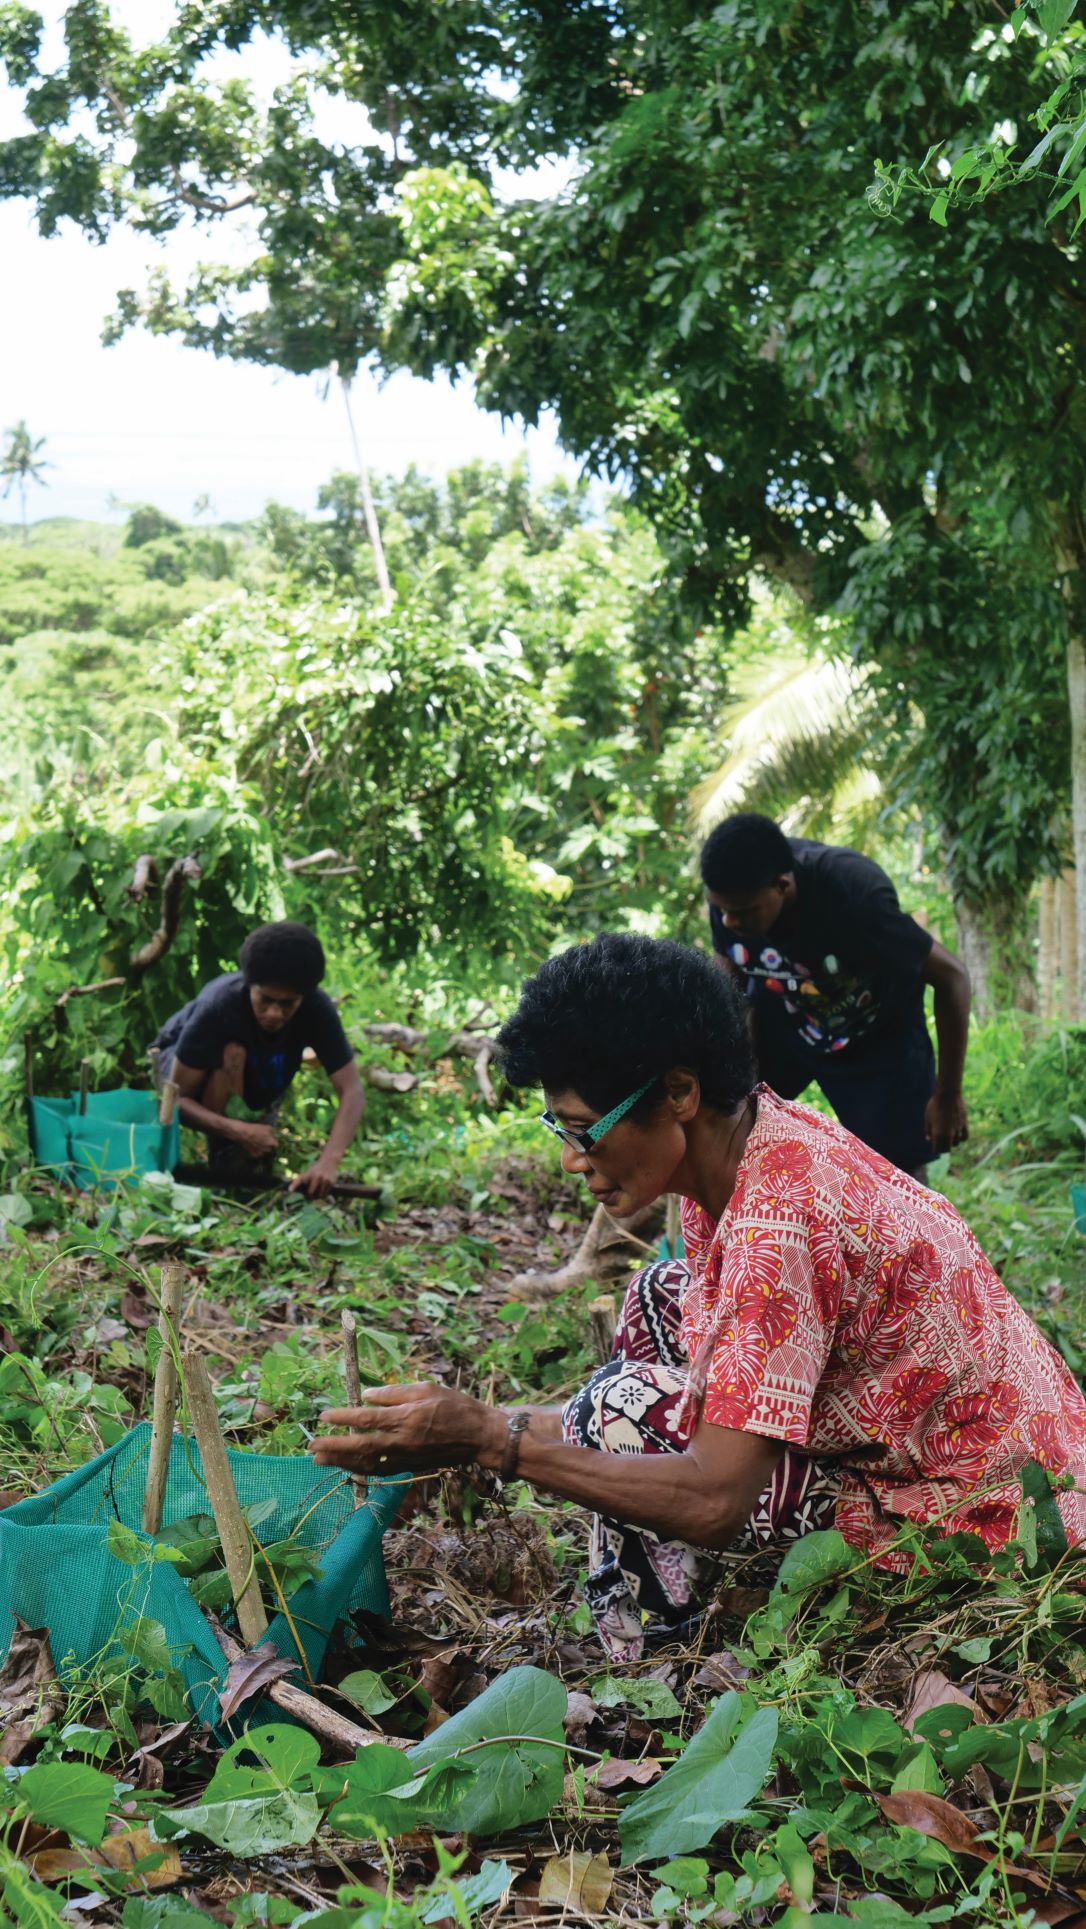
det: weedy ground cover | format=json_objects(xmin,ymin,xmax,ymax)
[{"xmin": 0, "ymin": 1020, "xmax": 1084, "ymax": 1926}]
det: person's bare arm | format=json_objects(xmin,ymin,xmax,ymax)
[
  {"xmin": 290, "ymin": 1060, "xmax": 366, "ymax": 1197},
  {"xmin": 172, "ymin": 1059, "xmax": 277, "ymax": 1156},
  {"xmin": 312, "ymin": 1384, "xmax": 782, "ymax": 1551},
  {"xmin": 921, "ymin": 939, "xmax": 971, "ymax": 1152}
]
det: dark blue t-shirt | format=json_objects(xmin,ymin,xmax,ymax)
[
  {"xmin": 155, "ymin": 973, "xmax": 353, "ymax": 1110},
  {"xmin": 708, "ymin": 839, "xmax": 932, "ymax": 1059}
]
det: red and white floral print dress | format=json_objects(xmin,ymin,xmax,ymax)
[{"xmin": 680, "ymin": 1087, "xmax": 1086, "ymax": 1563}]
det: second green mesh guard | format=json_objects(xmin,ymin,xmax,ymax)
[
  {"xmin": 0, "ymin": 1424, "xmax": 404, "ymax": 1733},
  {"xmin": 26, "ymin": 1092, "xmax": 181, "ymax": 1187}
]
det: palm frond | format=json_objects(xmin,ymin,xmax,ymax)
[{"xmin": 692, "ymin": 649, "xmax": 882, "ymax": 842}]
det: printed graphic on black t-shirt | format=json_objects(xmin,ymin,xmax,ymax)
[
  {"xmin": 708, "ymin": 839, "xmax": 932, "ymax": 1059},
  {"xmin": 155, "ymin": 972, "xmax": 353, "ymax": 1110}
]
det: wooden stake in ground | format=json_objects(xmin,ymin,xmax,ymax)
[
  {"xmin": 142, "ymin": 1262, "xmax": 184, "ymax": 1535},
  {"xmin": 78, "ymin": 1058, "xmax": 90, "ymax": 1115},
  {"xmin": 588, "ymin": 1293, "xmax": 617, "ymax": 1363},
  {"xmin": 340, "ymin": 1308, "xmax": 367, "ymax": 1508},
  {"xmin": 159, "ymin": 1078, "xmax": 179, "ymax": 1127},
  {"xmin": 183, "ymin": 1348, "xmax": 269, "ymax": 1647}
]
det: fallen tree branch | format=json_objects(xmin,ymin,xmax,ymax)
[
  {"xmin": 362, "ymin": 1024, "xmax": 501, "ymax": 1104},
  {"xmin": 283, "ymin": 848, "xmax": 347, "ymax": 873},
  {"xmin": 364, "ymin": 1065, "xmax": 418, "ymax": 1094},
  {"xmin": 130, "ymin": 854, "xmax": 203, "ymax": 977},
  {"xmin": 207, "ymin": 1615, "xmax": 403, "ymax": 1754},
  {"xmin": 363, "ymin": 1023, "xmax": 427, "ymax": 1054}
]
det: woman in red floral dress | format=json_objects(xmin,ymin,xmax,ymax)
[{"xmin": 313, "ymin": 935, "xmax": 1086, "ymax": 1659}]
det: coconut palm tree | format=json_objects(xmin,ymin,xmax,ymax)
[
  {"xmin": 691, "ymin": 631, "xmax": 888, "ymax": 847},
  {"xmin": 1, "ymin": 421, "xmax": 51, "ymax": 544}
]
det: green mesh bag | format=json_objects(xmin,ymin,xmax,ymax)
[
  {"xmin": 27, "ymin": 1092, "xmax": 180, "ymax": 1188},
  {"xmin": 0, "ymin": 1423, "xmax": 403, "ymax": 1732}
]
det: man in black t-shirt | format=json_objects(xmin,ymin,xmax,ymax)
[
  {"xmin": 700, "ymin": 814, "xmax": 970, "ymax": 1177},
  {"xmin": 154, "ymin": 921, "xmax": 365, "ymax": 1198}
]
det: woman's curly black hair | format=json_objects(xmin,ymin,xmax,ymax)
[{"xmin": 497, "ymin": 933, "xmax": 755, "ymax": 1120}]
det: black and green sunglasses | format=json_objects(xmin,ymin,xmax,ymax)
[{"xmin": 539, "ymin": 1076, "xmax": 657, "ymax": 1155}]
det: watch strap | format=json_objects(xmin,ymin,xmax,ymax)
[{"xmin": 500, "ymin": 1409, "xmax": 532, "ymax": 1483}]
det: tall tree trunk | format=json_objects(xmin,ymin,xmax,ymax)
[
  {"xmin": 954, "ymin": 898, "xmax": 991, "ymax": 1021},
  {"xmin": 19, "ymin": 476, "xmax": 27, "ymax": 545},
  {"xmin": 954, "ymin": 888, "xmax": 1036, "ymax": 1021},
  {"xmin": 1060, "ymin": 866, "xmax": 1080, "ymax": 1022},
  {"xmin": 338, "ymin": 371, "xmax": 392, "ymax": 612},
  {"xmin": 1068, "ymin": 632, "xmax": 1086, "ymax": 1016},
  {"xmin": 1038, "ymin": 875, "xmax": 1058, "ymax": 1022}
]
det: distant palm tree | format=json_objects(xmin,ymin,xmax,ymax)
[
  {"xmin": 691, "ymin": 641, "xmax": 887, "ymax": 846},
  {"xmin": 2, "ymin": 421, "xmax": 51, "ymax": 544}
]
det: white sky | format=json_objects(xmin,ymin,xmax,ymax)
[{"xmin": 0, "ymin": 5, "xmax": 573, "ymax": 528}]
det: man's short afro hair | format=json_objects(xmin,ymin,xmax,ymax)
[
  {"xmin": 497, "ymin": 932, "xmax": 754, "ymax": 1120},
  {"xmin": 240, "ymin": 921, "xmax": 326, "ymax": 993},
  {"xmin": 700, "ymin": 812, "xmax": 794, "ymax": 898}
]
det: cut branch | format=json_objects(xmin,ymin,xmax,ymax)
[
  {"xmin": 54, "ymin": 976, "xmax": 125, "ymax": 1011},
  {"xmin": 341, "ymin": 1310, "xmax": 366, "ymax": 1509},
  {"xmin": 128, "ymin": 854, "xmax": 160, "ymax": 902},
  {"xmin": 184, "ymin": 1349, "xmax": 269, "ymax": 1647},
  {"xmin": 142, "ymin": 1263, "xmax": 184, "ymax": 1535},
  {"xmin": 130, "ymin": 855, "xmax": 203, "ymax": 977}
]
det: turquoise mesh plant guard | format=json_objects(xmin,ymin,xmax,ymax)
[
  {"xmin": 27, "ymin": 1091, "xmax": 180, "ymax": 1188},
  {"xmin": 0, "ymin": 1423, "xmax": 403, "ymax": 1733}
]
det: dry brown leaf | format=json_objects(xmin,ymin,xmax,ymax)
[
  {"xmin": 538, "ymin": 1850, "xmax": 613, "ymax": 1914},
  {"xmin": 713, "ymin": 1586, "xmax": 770, "ymax": 1618},
  {"xmin": 418, "ymin": 1653, "xmax": 459, "ymax": 1710},
  {"xmin": 877, "ymin": 1790, "xmax": 984, "ymax": 1857},
  {"xmin": 26, "ymin": 1848, "xmax": 98, "ymax": 1882},
  {"xmin": 693, "ymin": 1650, "xmax": 751, "ymax": 1692},
  {"xmin": 30, "ymin": 1830, "xmax": 180, "ymax": 1889},
  {"xmin": 218, "ymin": 1647, "xmax": 299, "ymax": 1721},
  {"xmin": 593, "ymin": 1757, "xmax": 663, "ymax": 1791},
  {"xmin": 99, "ymin": 1827, "xmax": 183, "ymax": 1887},
  {"xmin": 563, "ymin": 1690, "xmax": 599, "ymax": 1744},
  {"xmin": 0, "ymin": 1620, "xmax": 62, "ymax": 1766},
  {"xmin": 904, "ymin": 1669, "xmax": 982, "ymax": 1733},
  {"xmin": 878, "ymin": 1793, "xmax": 1060, "ymax": 1898}
]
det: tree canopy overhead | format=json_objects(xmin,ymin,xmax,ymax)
[{"xmin": 3, "ymin": 0, "xmax": 1085, "ymax": 994}]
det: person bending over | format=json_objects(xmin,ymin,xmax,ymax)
[
  {"xmin": 312, "ymin": 935, "xmax": 1086, "ymax": 1660},
  {"xmin": 701, "ymin": 813, "xmax": 970, "ymax": 1179},
  {"xmin": 153, "ymin": 921, "xmax": 364, "ymax": 1198}
]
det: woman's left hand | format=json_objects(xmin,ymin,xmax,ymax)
[{"xmin": 309, "ymin": 1382, "xmax": 507, "ymax": 1475}]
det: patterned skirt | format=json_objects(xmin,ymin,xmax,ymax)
[{"xmin": 562, "ymin": 1259, "xmax": 838, "ymax": 1660}]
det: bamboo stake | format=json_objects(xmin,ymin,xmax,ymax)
[
  {"xmin": 142, "ymin": 1263, "xmax": 184, "ymax": 1534},
  {"xmin": 148, "ymin": 1046, "xmax": 162, "ymax": 1095},
  {"xmin": 23, "ymin": 1034, "xmax": 33, "ymax": 1099},
  {"xmin": 665, "ymin": 1191, "xmax": 682, "ymax": 1257},
  {"xmin": 183, "ymin": 1349, "xmax": 269, "ymax": 1647},
  {"xmin": 207, "ymin": 1615, "xmax": 405, "ymax": 1754},
  {"xmin": 341, "ymin": 1308, "xmax": 366, "ymax": 1508},
  {"xmin": 78, "ymin": 1058, "xmax": 90, "ymax": 1115},
  {"xmin": 587, "ymin": 1293, "xmax": 617, "ymax": 1363},
  {"xmin": 159, "ymin": 1079, "xmax": 179, "ymax": 1127}
]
